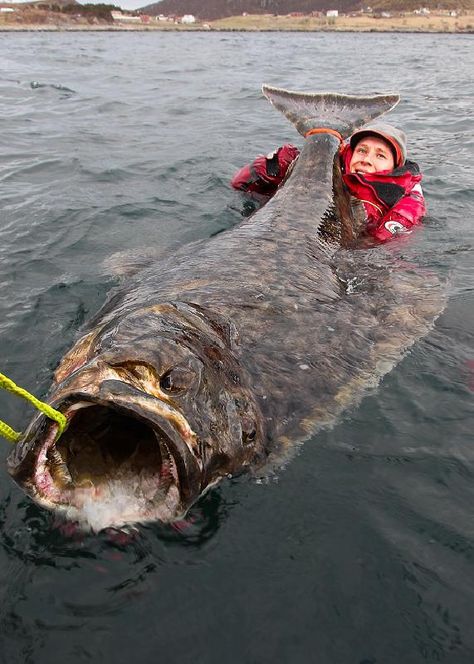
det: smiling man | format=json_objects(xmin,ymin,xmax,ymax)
[{"xmin": 231, "ymin": 122, "xmax": 426, "ymax": 243}]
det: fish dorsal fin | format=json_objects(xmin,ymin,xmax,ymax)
[{"xmin": 262, "ymin": 85, "xmax": 400, "ymax": 139}]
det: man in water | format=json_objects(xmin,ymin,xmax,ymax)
[{"xmin": 231, "ymin": 123, "xmax": 426, "ymax": 242}]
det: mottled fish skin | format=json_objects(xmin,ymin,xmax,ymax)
[{"xmin": 8, "ymin": 87, "xmax": 445, "ymax": 530}]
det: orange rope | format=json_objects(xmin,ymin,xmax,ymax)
[{"xmin": 304, "ymin": 128, "xmax": 343, "ymax": 142}]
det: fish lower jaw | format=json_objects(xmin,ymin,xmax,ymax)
[
  {"xmin": 29, "ymin": 400, "xmax": 188, "ymax": 530},
  {"xmin": 33, "ymin": 480, "xmax": 184, "ymax": 532},
  {"xmin": 29, "ymin": 486, "xmax": 185, "ymax": 532},
  {"xmin": 32, "ymin": 451, "xmax": 184, "ymax": 531}
]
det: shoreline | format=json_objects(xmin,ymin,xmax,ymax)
[
  {"xmin": 1, "ymin": 12, "xmax": 473, "ymax": 34},
  {"xmin": 0, "ymin": 26, "xmax": 473, "ymax": 33}
]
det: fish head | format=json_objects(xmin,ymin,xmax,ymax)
[{"xmin": 7, "ymin": 303, "xmax": 265, "ymax": 530}]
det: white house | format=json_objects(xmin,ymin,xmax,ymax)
[
  {"xmin": 326, "ymin": 10, "xmax": 338, "ymax": 17},
  {"xmin": 181, "ymin": 14, "xmax": 196, "ymax": 23}
]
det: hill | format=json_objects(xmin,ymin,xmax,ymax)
[
  {"xmin": 142, "ymin": 0, "xmax": 357, "ymax": 19},
  {"xmin": 141, "ymin": 0, "xmax": 473, "ymax": 19}
]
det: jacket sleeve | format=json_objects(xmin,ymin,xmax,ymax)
[
  {"xmin": 368, "ymin": 183, "xmax": 426, "ymax": 242},
  {"xmin": 230, "ymin": 144, "xmax": 300, "ymax": 196}
]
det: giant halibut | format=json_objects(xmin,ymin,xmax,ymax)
[{"xmin": 8, "ymin": 87, "xmax": 444, "ymax": 530}]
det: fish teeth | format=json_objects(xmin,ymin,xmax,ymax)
[{"xmin": 47, "ymin": 445, "xmax": 73, "ymax": 487}]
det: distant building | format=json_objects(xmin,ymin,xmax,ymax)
[
  {"xmin": 181, "ymin": 14, "xmax": 196, "ymax": 23},
  {"xmin": 0, "ymin": 6, "xmax": 15, "ymax": 11},
  {"xmin": 326, "ymin": 10, "xmax": 338, "ymax": 17}
]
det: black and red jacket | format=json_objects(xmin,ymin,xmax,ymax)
[{"xmin": 231, "ymin": 143, "xmax": 426, "ymax": 242}]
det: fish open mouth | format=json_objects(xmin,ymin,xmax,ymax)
[{"xmin": 32, "ymin": 401, "xmax": 184, "ymax": 529}]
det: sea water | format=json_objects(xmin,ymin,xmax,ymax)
[{"xmin": 0, "ymin": 31, "xmax": 473, "ymax": 664}]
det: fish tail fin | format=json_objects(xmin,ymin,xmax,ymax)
[{"xmin": 262, "ymin": 85, "xmax": 400, "ymax": 139}]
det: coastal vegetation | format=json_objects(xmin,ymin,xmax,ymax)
[{"xmin": 0, "ymin": 2, "xmax": 119, "ymax": 26}]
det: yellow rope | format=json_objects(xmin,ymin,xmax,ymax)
[
  {"xmin": 0, "ymin": 420, "xmax": 21, "ymax": 444},
  {"xmin": 0, "ymin": 372, "xmax": 67, "ymax": 444}
]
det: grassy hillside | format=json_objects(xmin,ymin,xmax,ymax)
[{"xmin": 208, "ymin": 11, "xmax": 473, "ymax": 30}]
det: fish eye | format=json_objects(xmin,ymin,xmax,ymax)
[
  {"xmin": 160, "ymin": 371, "xmax": 173, "ymax": 392},
  {"xmin": 243, "ymin": 429, "xmax": 256, "ymax": 443},
  {"xmin": 241, "ymin": 416, "xmax": 257, "ymax": 444},
  {"xmin": 160, "ymin": 367, "xmax": 194, "ymax": 394}
]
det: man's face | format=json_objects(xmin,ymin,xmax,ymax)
[{"xmin": 349, "ymin": 136, "xmax": 395, "ymax": 174}]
